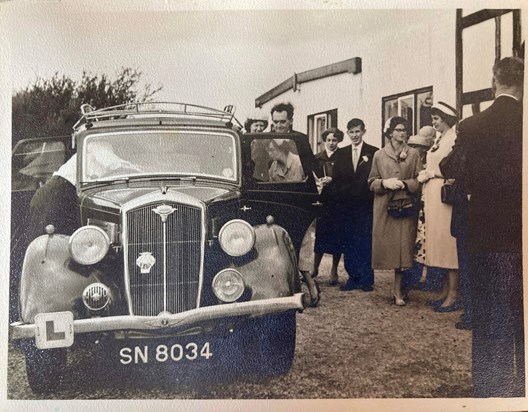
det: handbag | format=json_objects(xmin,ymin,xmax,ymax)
[
  {"xmin": 387, "ymin": 191, "xmax": 419, "ymax": 219},
  {"xmin": 441, "ymin": 180, "xmax": 457, "ymax": 205}
]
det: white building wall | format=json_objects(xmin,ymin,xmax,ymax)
[{"xmin": 259, "ymin": 11, "xmax": 456, "ymax": 149}]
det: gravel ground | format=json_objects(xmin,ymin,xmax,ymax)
[{"xmin": 7, "ymin": 256, "xmax": 472, "ymax": 400}]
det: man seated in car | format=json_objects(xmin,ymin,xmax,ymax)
[{"xmin": 267, "ymin": 138, "xmax": 305, "ymax": 182}]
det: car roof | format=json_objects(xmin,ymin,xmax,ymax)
[{"xmin": 73, "ymin": 102, "xmax": 242, "ymax": 133}]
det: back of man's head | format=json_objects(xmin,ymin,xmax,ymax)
[{"xmin": 493, "ymin": 57, "xmax": 524, "ymax": 89}]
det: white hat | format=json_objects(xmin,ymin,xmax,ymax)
[{"xmin": 431, "ymin": 101, "xmax": 457, "ymax": 117}]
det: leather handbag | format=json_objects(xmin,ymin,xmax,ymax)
[
  {"xmin": 387, "ymin": 191, "xmax": 419, "ymax": 219},
  {"xmin": 441, "ymin": 180, "xmax": 457, "ymax": 205}
]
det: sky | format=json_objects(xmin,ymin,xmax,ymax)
[{"xmin": 3, "ymin": 0, "xmax": 494, "ymax": 125}]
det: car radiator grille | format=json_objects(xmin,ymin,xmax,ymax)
[{"xmin": 126, "ymin": 203, "xmax": 202, "ymax": 316}]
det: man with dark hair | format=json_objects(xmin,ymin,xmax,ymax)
[
  {"xmin": 440, "ymin": 56, "xmax": 524, "ymax": 397},
  {"xmin": 270, "ymin": 102, "xmax": 295, "ymax": 133},
  {"xmin": 328, "ymin": 118, "xmax": 378, "ymax": 291}
]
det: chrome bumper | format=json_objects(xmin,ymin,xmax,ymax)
[{"xmin": 10, "ymin": 293, "xmax": 305, "ymax": 341}]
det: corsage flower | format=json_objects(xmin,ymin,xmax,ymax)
[
  {"xmin": 362, "ymin": 155, "xmax": 368, "ymax": 163},
  {"xmin": 399, "ymin": 150, "xmax": 408, "ymax": 161}
]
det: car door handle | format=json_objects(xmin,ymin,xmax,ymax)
[
  {"xmin": 240, "ymin": 205, "xmax": 252, "ymax": 212},
  {"xmin": 311, "ymin": 201, "xmax": 324, "ymax": 207}
]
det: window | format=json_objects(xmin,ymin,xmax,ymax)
[
  {"xmin": 250, "ymin": 138, "xmax": 306, "ymax": 183},
  {"xmin": 307, "ymin": 109, "xmax": 337, "ymax": 153},
  {"xmin": 456, "ymin": 9, "xmax": 523, "ymax": 119},
  {"xmin": 382, "ymin": 86, "xmax": 433, "ymax": 145}
]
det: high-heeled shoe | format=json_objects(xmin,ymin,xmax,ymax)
[
  {"xmin": 393, "ymin": 296, "xmax": 406, "ymax": 306},
  {"xmin": 435, "ymin": 300, "xmax": 463, "ymax": 313}
]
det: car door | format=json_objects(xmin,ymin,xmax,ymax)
[
  {"xmin": 10, "ymin": 136, "xmax": 73, "ymax": 321},
  {"xmin": 240, "ymin": 132, "xmax": 321, "ymax": 253}
]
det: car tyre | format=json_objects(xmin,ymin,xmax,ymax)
[
  {"xmin": 24, "ymin": 344, "xmax": 67, "ymax": 393},
  {"xmin": 252, "ymin": 311, "xmax": 296, "ymax": 377}
]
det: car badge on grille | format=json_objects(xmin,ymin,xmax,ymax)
[
  {"xmin": 152, "ymin": 204, "xmax": 176, "ymax": 222},
  {"xmin": 136, "ymin": 252, "xmax": 156, "ymax": 274}
]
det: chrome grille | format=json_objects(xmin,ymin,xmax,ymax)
[{"xmin": 126, "ymin": 202, "xmax": 202, "ymax": 316}]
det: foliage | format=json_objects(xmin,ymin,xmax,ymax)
[{"xmin": 12, "ymin": 68, "xmax": 162, "ymax": 146}]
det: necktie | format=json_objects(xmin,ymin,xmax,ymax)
[{"xmin": 353, "ymin": 147, "xmax": 359, "ymax": 171}]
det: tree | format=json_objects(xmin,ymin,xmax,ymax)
[{"xmin": 12, "ymin": 68, "xmax": 162, "ymax": 146}]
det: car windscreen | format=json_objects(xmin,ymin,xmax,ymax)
[{"xmin": 81, "ymin": 130, "xmax": 237, "ymax": 183}]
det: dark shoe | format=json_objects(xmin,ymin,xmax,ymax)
[
  {"xmin": 361, "ymin": 285, "xmax": 374, "ymax": 292},
  {"xmin": 426, "ymin": 298, "xmax": 446, "ymax": 308},
  {"xmin": 455, "ymin": 321, "xmax": 472, "ymax": 330},
  {"xmin": 340, "ymin": 283, "xmax": 359, "ymax": 291},
  {"xmin": 435, "ymin": 300, "xmax": 463, "ymax": 313}
]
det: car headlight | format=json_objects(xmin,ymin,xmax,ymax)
[
  {"xmin": 212, "ymin": 269, "xmax": 245, "ymax": 303},
  {"xmin": 69, "ymin": 225, "xmax": 110, "ymax": 265},
  {"xmin": 218, "ymin": 219, "xmax": 255, "ymax": 257}
]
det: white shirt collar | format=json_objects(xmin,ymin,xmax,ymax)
[
  {"xmin": 496, "ymin": 93, "xmax": 520, "ymax": 102},
  {"xmin": 325, "ymin": 148, "xmax": 337, "ymax": 158},
  {"xmin": 352, "ymin": 141, "xmax": 364, "ymax": 154}
]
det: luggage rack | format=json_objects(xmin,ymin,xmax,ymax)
[{"xmin": 73, "ymin": 102, "xmax": 242, "ymax": 130}]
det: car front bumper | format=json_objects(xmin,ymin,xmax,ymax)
[{"xmin": 10, "ymin": 293, "xmax": 305, "ymax": 341}]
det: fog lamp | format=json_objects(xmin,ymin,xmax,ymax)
[
  {"xmin": 212, "ymin": 269, "xmax": 245, "ymax": 303},
  {"xmin": 218, "ymin": 219, "xmax": 255, "ymax": 257},
  {"xmin": 69, "ymin": 225, "xmax": 110, "ymax": 265},
  {"xmin": 82, "ymin": 282, "xmax": 111, "ymax": 311}
]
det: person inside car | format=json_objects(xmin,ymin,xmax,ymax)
[{"xmin": 267, "ymin": 138, "xmax": 305, "ymax": 183}]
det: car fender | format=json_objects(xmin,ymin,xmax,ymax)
[
  {"xmin": 235, "ymin": 223, "xmax": 300, "ymax": 300},
  {"xmin": 19, "ymin": 234, "xmax": 101, "ymax": 323}
]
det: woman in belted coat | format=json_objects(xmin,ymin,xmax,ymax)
[{"xmin": 368, "ymin": 117, "xmax": 422, "ymax": 305}]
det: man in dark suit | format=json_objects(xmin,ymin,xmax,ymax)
[
  {"xmin": 441, "ymin": 57, "xmax": 524, "ymax": 397},
  {"xmin": 328, "ymin": 118, "xmax": 378, "ymax": 291}
]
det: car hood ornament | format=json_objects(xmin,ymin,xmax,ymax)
[
  {"xmin": 152, "ymin": 204, "xmax": 176, "ymax": 223},
  {"xmin": 136, "ymin": 252, "xmax": 156, "ymax": 274}
]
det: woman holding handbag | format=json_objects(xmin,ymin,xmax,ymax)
[
  {"xmin": 417, "ymin": 101, "xmax": 461, "ymax": 312},
  {"xmin": 368, "ymin": 117, "xmax": 422, "ymax": 306}
]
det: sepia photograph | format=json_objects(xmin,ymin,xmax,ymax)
[{"xmin": 0, "ymin": 0, "xmax": 526, "ymax": 410}]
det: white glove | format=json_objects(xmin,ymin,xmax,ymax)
[
  {"xmin": 383, "ymin": 178, "xmax": 405, "ymax": 190},
  {"xmin": 417, "ymin": 169, "xmax": 434, "ymax": 183}
]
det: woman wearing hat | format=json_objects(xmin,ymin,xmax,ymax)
[
  {"xmin": 417, "ymin": 101, "xmax": 461, "ymax": 312},
  {"xmin": 244, "ymin": 113, "xmax": 269, "ymax": 133},
  {"xmin": 368, "ymin": 117, "xmax": 422, "ymax": 305}
]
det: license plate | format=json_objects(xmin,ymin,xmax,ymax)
[
  {"xmin": 34, "ymin": 311, "xmax": 74, "ymax": 349},
  {"xmin": 118, "ymin": 341, "xmax": 213, "ymax": 365}
]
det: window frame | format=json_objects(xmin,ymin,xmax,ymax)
[{"xmin": 381, "ymin": 86, "xmax": 433, "ymax": 146}]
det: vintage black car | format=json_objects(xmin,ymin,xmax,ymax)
[{"xmin": 9, "ymin": 102, "xmax": 320, "ymax": 393}]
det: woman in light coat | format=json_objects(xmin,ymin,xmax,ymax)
[
  {"xmin": 368, "ymin": 117, "xmax": 423, "ymax": 305},
  {"xmin": 418, "ymin": 101, "xmax": 461, "ymax": 312}
]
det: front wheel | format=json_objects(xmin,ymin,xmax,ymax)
[
  {"xmin": 24, "ymin": 344, "xmax": 67, "ymax": 393},
  {"xmin": 252, "ymin": 311, "xmax": 296, "ymax": 377}
]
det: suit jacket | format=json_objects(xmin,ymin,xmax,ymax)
[
  {"xmin": 440, "ymin": 96, "xmax": 522, "ymax": 253},
  {"xmin": 327, "ymin": 143, "xmax": 379, "ymax": 210},
  {"xmin": 314, "ymin": 149, "xmax": 339, "ymax": 178}
]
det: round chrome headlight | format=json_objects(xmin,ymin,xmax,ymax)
[
  {"xmin": 82, "ymin": 282, "xmax": 111, "ymax": 311},
  {"xmin": 218, "ymin": 219, "xmax": 255, "ymax": 257},
  {"xmin": 212, "ymin": 269, "xmax": 245, "ymax": 303},
  {"xmin": 69, "ymin": 226, "xmax": 110, "ymax": 265}
]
